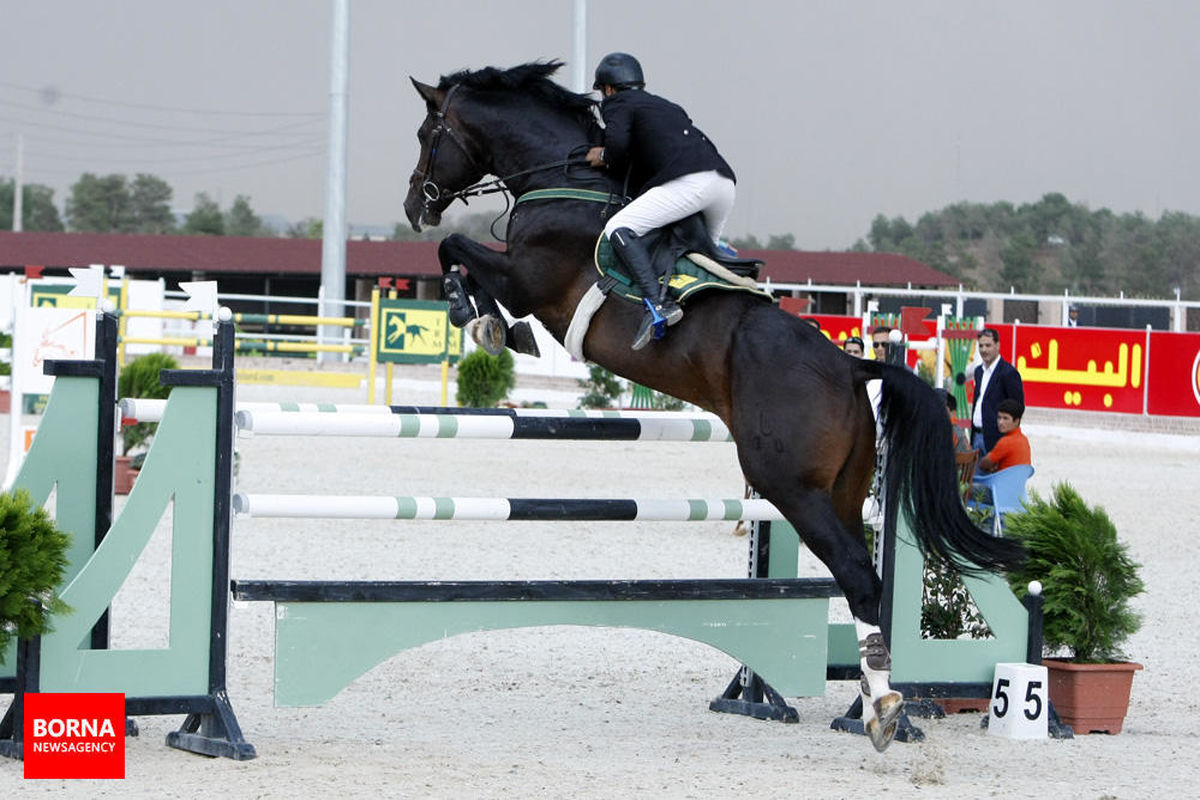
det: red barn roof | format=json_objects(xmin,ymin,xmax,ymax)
[{"xmin": 0, "ymin": 231, "xmax": 957, "ymax": 288}]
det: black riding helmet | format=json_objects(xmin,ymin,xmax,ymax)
[{"xmin": 593, "ymin": 52, "xmax": 645, "ymax": 90}]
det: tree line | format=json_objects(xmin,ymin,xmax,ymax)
[
  {"xmin": 0, "ymin": 173, "xmax": 315, "ymax": 238},
  {"xmin": 854, "ymin": 192, "xmax": 1200, "ymax": 300},
  {"xmin": 4, "ymin": 177, "xmax": 1197, "ymax": 300}
]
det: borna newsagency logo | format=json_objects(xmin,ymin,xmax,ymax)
[{"xmin": 23, "ymin": 693, "xmax": 125, "ymax": 779}]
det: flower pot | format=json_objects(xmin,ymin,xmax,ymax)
[
  {"xmin": 937, "ymin": 697, "xmax": 991, "ymax": 714},
  {"xmin": 1044, "ymin": 658, "xmax": 1142, "ymax": 734},
  {"xmin": 114, "ymin": 455, "xmax": 139, "ymax": 495}
]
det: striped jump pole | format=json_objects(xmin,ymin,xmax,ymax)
[
  {"xmin": 119, "ymin": 336, "xmax": 360, "ymax": 355},
  {"xmin": 120, "ymin": 399, "xmax": 730, "ymax": 432},
  {"xmin": 235, "ymin": 410, "xmax": 732, "ymax": 441},
  {"xmin": 117, "ymin": 309, "xmax": 359, "ymax": 328},
  {"xmin": 231, "ymin": 494, "xmax": 782, "ymax": 521}
]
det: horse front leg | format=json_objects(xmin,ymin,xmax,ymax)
[{"xmin": 438, "ymin": 234, "xmax": 540, "ymax": 357}]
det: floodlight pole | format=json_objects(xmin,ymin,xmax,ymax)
[
  {"xmin": 319, "ymin": 0, "xmax": 350, "ymax": 361},
  {"xmin": 13, "ymin": 134, "xmax": 23, "ymax": 232},
  {"xmin": 571, "ymin": 0, "xmax": 588, "ymax": 92}
]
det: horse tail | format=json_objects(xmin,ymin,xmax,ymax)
[{"xmin": 871, "ymin": 362, "xmax": 1026, "ymax": 574}]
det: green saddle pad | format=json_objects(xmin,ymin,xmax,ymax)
[{"xmin": 593, "ymin": 236, "xmax": 772, "ymax": 305}]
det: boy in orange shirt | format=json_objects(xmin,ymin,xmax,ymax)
[{"xmin": 978, "ymin": 398, "xmax": 1031, "ymax": 473}]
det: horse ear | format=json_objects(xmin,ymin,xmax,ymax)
[{"xmin": 410, "ymin": 78, "xmax": 442, "ymax": 110}]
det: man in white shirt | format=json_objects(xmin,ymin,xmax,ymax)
[{"xmin": 970, "ymin": 328, "xmax": 1025, "ymax": 453}]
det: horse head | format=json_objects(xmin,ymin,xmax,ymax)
[
  {"xmin": 404, "ymin": 79, "xmax": 489, "ymax": 232},
  {"xmin": 404, "ymin": 62, "xmax": 601, "ymax": 232}
]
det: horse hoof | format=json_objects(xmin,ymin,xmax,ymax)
[
  {"xmin": 469, "ymin": 315, "xmax": 506, "ymax": 356},
  {"xmin": 866, "ymin": 691, "xmax": 904, "ymax": 753},
  {"xmin": 509, "ymin": 321, "xmax": 541, "ymax": 357}
]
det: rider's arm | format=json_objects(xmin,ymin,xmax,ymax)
[{"xmin": 598, "ymin": 97, "xmax": 634, "ymax": 174}]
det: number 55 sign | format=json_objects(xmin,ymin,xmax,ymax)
[{"xmin": 988, "ymin": 662, "xmax": 1048, "ymax": 739}]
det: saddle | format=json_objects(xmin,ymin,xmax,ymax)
[{"xmin": 593, "ymin": 213, "xmax": 771, "ymax": 305}]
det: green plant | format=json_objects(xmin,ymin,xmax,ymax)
[
  {"xmin": 648, "ymin": 390, "xmax": 685, "ymax": 411},
  {"xmin": 455, "ymin": 348, "xmax": 515, "ymax": 408},
  {"xmin": 1004, "ymin": 482, "xmax": 1144, "ymax": 663},
  {"xmin": 577, "ymin": 365, "xmax": 624, "ymax": 409},
  {"xmin": 118, "ymin": 352, "xmax": 179, "ymax": 453},
  {"xmin": 0, "ymin": 330, "xmax": 10, "ymax": 376},
  {"xmin": 922, "ymin": 503, "xmax": 992, "ymax": 640},
  {"xmin": 0, "ymin": 490, "xmax": 72, "ymax": 663},
  {"xmin": 921, "ymin": 553, "xmax": 991, "ymax": 640}
]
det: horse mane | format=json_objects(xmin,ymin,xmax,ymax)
[{"xmin": 438, "ymin": 61, "xmax": 596, "ymax": 114}]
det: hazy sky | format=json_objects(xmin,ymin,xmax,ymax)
[{"xmin": 3, "ymin": 1, "xmax": 1199, "ymax": 249}]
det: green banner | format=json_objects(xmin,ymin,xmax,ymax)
[
  {"xmin": 30, "ymin": 284, "xmax": 121, "ymax": 308},
  {"xmin": 375, "ymin": 299, "xmax": 462, "ymax": 365}
]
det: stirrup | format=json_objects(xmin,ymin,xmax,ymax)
[
  {"xmin": 660, "ymin": 299, "xmax": 683, "ymax": 327},
  {"xmin": 644, "ymin": 298, "xmax": 669, "ymax": 337},
  {"xmin": 630, "ymin": 299, "xmax": 668, "ymax": 351}
]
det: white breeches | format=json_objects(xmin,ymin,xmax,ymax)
[{"xmin": 603, "ymin": 170, "xmax": 735, "ymax": 245}]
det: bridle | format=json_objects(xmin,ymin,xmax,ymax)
[
  {"xmin": 411, "ymin": 84, "xmax": 595, "ymax": 225},
  {"xmin": 410, "ymin": 85, "xmax": 483, "ymax": 217}
]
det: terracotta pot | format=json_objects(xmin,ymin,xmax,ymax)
[
  {"xmin": 114, "ymin": 455, "xmax": 139, "ymax": 495},
  {"xmin": 1044, "ymin": 658, "xmax": 1142, "ymax": 734},
  {"xmin": 937, "ymin": 697, "xmax": 991, "ymax": 714}
]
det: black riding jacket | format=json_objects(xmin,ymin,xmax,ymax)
[{"xmin": 598, "ymin": 88, "xmax": 735, "ymax": 195}]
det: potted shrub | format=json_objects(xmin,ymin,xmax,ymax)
[
  {"xmin": 0, "ymin": 489, "xmax": 71, "ymax": 663},
  {"xmin": 455, "ymin": 348, "xmax": 515, "ymax": 408},
  {"xmin": 578, "ymin": 364, "xmax": 624, "ymax": 409},
  {"xmin": 116, "ymin": 352, "xmax": 179, "ymax": 493},
  {"xmin": 1003, "ymin": 482, "xmax": 1145, "ymax": 734}
]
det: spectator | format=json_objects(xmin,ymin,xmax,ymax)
[
  {"xmin": 941, "ymin": 390, "xmax": 972, "ymax": 454},
  {"xmin": 1067, "ymin": 305, "xmax": 1082, "ymax": 327},
  {"xmin": 843, "ymin": 336, "xmax": 865, "ymax": 358},
  {"xmin": 978, "ymin": 398, "xmax": 1031, "ymax": 473},
  {"xmin": 870, "ymin": 326, "xmax": 891, "ymax": 361},
  {"xmin": 970, "ymin": 327, "xmax": 1025, "ymax": 453}
]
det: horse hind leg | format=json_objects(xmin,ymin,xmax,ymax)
[
  {"xmin": 755, "ymin": 484, "xmax": 903, "ymax": 751},
  {"xmin": 831, "ymin": 429, "xmax": 904, "ymax": 750},
  {"xmin": 856, "ymin": 626, "xmax": 905, "ymax": 752}
]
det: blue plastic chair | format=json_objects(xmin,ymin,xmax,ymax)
[{"xmin": 969, "ymin": 464, "xmax": 1034, "ymax": 534}]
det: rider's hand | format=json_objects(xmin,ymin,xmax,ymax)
[{"xmin": 585, "ymin": 146, "xmax": 606, "ymax": 168}]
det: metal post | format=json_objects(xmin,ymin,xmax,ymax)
[
  {"xmin": 571, "ymin": 0, "xmax": 588, "ymax": 92},
  {"xmin": 319, "ymin": 0, "xmax": 350, "ymax": 362},
  {"xmin": 13, "ymin": 133, "xmax": 23, "ymax": 232}
]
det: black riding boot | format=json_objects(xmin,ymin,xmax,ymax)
[{"xmin": 609, "ymin": 227, "xmax": 683, "ymax": 350}]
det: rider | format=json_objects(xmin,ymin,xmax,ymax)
[{"xmin": 585, "ymin": 52, "xmax": 737, "ymax": 350}]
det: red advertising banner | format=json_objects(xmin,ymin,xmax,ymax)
[
  {"xmin": 1145, "ymin": 331, "xmax": 1200, "ymax": 417},
  {"xmin": 1010, "ymin": 325, "xmax": 1147, "ymax": 414},
  {"xmin": 774, "ymin": 306, "xmax": 1200, "ymax": 418}
]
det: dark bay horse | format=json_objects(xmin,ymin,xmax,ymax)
[{"xmin": 402, "ymin": 61, "xmax": 1023, "ymax": 751}]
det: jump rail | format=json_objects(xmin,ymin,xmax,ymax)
[{"xmin": 231, "ymin": 494, "xmax": 783, "ymax": 521}]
